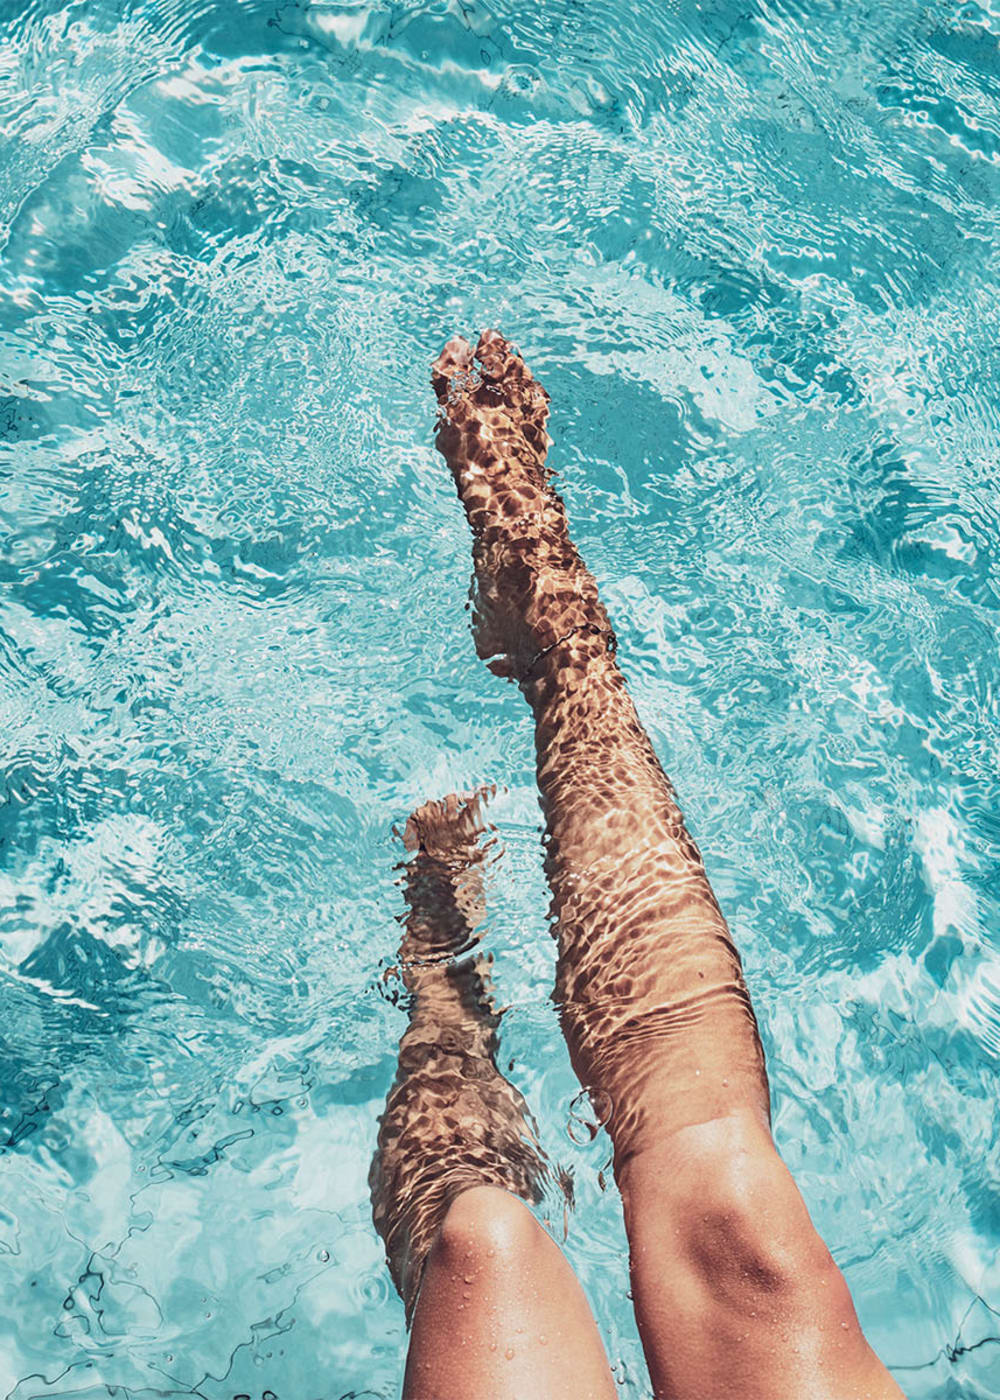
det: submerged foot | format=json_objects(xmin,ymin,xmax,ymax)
[
  {"xmin": 371, "ymin": 789, "xmax": 547, "ymax": 1320},
  {"xmin": 395, "ymin": 788, "xmax": 496, "ymax": 970},
  {"xmin": 432, "ymin": 331, "xmax": 614, "ymax": 680}
]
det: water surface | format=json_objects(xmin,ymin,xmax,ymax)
[{"xmin": 2, "ymin": 1, "xmax": 999, "ymax": 1395}]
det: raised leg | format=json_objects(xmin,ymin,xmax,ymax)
[
  {"xmin": 371, "ymin": 793, "xmax": 617, "ymax": 1400},
  {"xmin": 433, "ymin": 332, "xmax": 905, "ymax": 1400}
]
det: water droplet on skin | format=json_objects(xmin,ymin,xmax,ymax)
[
  {"xmin": 464, "ymin": 1274, "xmax": 474, "ymax": 1283},
  {"xmin": 539, "ymin": 1335, "xmax": 548, "ymax": 1346},
  {"xmin": 489, "ymin": 1342, "xmax": 497, "ymax": 1352},
  {"xmin": 505, "ymin": 1346, "xmax": 515, "ymax": 1360},
  {"xmin": 317, "ymin": 1248, "xmax": 330, "ymax": 1262}
]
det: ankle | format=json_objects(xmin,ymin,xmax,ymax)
[{"xmin": 519, "ymin": 623, "xmax": 619, "ymax": 693}]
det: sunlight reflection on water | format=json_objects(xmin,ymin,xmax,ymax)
[{"xmin": 1, "ymin": 1, "xmax": 999, "ymax": 1395}]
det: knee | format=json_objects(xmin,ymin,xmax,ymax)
[
  {"xmin": 683, "ymin": 1153, "xmax": 834, "ymax": 1304},
  {"xmin": 628, "ymin": 1114, "xmax": 850, "ymax": 1319},
  {"xmin": 434, "ymin": 1186, "xmax": 544, "ymax": 1275}
]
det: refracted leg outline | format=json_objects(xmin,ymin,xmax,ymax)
[
  {"xmin": 370, "ymin": 792, "xmax": 617, "ymax": 1400},
  {"xmin": 370, "ymin": 791, "xmax": 545, "ymax": 1317},
  {"xmin": 431, "ymin": 331, "xmax": 906, "ymax": 1400}
]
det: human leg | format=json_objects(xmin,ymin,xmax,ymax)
[
  {"xmin": 404, "ymin": 1184, "xmax": 618, "ymax": 1400},
  {"xmin": 432, "ymin": 332, "xmax": 904, "ymax": 1400},
  {"xmin": 370, "ymin": 793, "xmax": 616, "ymax": 1400}
]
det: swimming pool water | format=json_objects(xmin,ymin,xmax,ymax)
[{"xmin": 2, "ymin": 0, "xmax": 999, "ymax": 1394}]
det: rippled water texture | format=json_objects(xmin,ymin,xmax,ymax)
[{"xmin": 2, "ymin": 0, "xmax": 999, "ymax": 1394}]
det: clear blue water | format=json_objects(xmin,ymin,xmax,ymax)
[{"xmin": 2, "ymin": 0, "xmax": 999, "ymax": 1395}]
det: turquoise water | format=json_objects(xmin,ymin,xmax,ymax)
[{"xmin": 2, "ymin": 0, "xmax": 999, "ymax": 1394}]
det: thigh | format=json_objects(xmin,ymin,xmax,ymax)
[{"xmin": 403, "ymin": 1186, "xmax": 618, "ymax": 1400}]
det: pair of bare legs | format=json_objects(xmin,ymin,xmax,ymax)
[{"xmin": 370, "ymin": 333, "xmax": 905, "ymax": 1400}]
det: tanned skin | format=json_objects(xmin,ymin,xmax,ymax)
[
  {"xmin": 371, "ymin": 792, "xmax": 617, "ymax": 1400},
  {"xmin": 371, "ymin": 333, "xmax": 905, "ymax": 1400}
]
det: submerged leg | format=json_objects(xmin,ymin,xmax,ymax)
[
  {"xmin": 433, "ymin": 332, "xmax": 905, "ymax": 1400},
  {"xmin": 370, "ymin": 792, "xmax": 616, "ymax": 1400}
]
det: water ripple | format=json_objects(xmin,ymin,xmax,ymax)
[{"xmin": 2, "ymin": 0, "xmax": 999, "ymax": 1395}]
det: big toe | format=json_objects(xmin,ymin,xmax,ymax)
[{"xmin": 432, "ymin": 335, "xmax": 475, "ymax": 401}]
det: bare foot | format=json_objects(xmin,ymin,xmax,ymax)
[
  {"xmin": 395, "ymin": 789, "xmax": 497, "ymax": 969},
  {"xmin": 433, "ymin": 331, "xmax": 615, "ymax": 680}
]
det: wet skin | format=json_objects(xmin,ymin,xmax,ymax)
[{"xmin": 371, "ymin": 333, "xmax": 906, "ymax": 1400}]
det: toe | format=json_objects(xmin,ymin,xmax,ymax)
[
  {"xmin": 402, "ymin": 788, "xmax": 494, "ymax": 856},
  {"xmin": 473, "ymin": 330, "xmax": 550, "ymax": 451},
  {"xmin": 432, "ymin": 335, "xmax": 475, "ymax": 402},
  {"xmin": 475, "ymin": 329, "xmax": 516, "ymax": 381}
]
